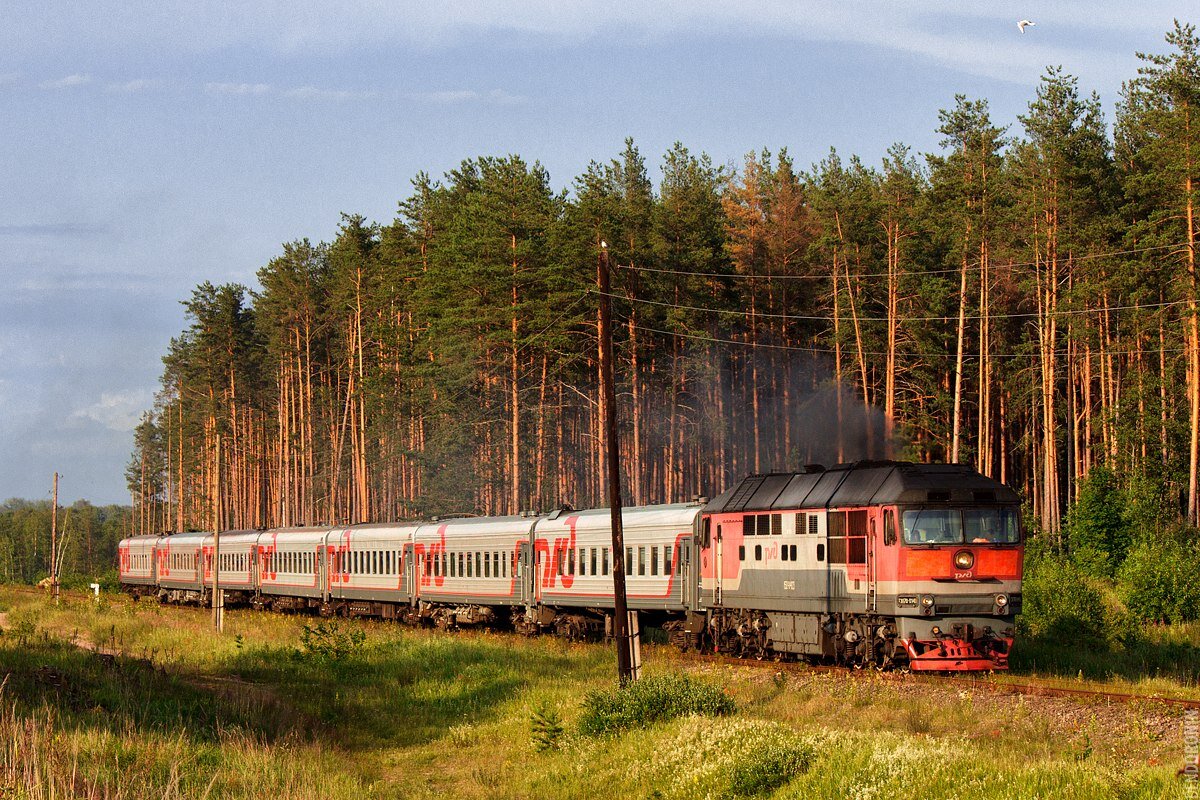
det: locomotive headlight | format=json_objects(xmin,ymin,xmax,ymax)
[
  {"xmin": 995, "ymin": 593, "xmax": 1008, "ymax": 607},
  {"xmin": 920, "ymin": 594, "xmax": 936, "ymax": 615},
  {"xmin": 954, "ymin": 550, "xmax": 974, "ymax": 570}
]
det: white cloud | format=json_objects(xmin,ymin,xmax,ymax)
[
  {"xmin": 205, "ymin": 81, "xmax": 271, "ymax": 95},
  {"xmin": 5, "ymin": 1, "xmax": 1186, "ymax": 93},
  {"xmin": 284, "ymin": 84, "xmax": 376, "ymax": 100},
  {"xmin": 406, "ymin": 88, "xmax": 527, "ymax": 105},
  {"xmin": 70, "ymin": 389, "xmax": 152, "ymax": 433},
  {"xmin": 106, "ymin": 78, "xmax": 163, "ymax": 93},
  {"xmin": 408, "ymin": 89, "xmax": 479, "ymax": 104},
  {"xmin": 485, "ymin": 88, "xmax": 526, "ymax": 105},
  {"xmin": 39, "ymin": 73, "xmax": 92, "ymax": 89}
]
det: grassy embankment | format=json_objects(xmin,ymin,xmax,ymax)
[{"xmin": 0, "ymin": 587, "xmax": 1192, "ymax": 799}]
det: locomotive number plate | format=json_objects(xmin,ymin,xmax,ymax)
[{"xmin": 783, "ymin": 580, "xmax": 795, "ymax": 591}]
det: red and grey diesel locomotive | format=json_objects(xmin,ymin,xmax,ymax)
[{"xmin": 119, "ymin": 461, "xmax": 1023, "ymax": 671}]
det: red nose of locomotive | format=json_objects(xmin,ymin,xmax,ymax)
[{"xmin": 889, "ymin": 510, "xmax": 1023, "ymax": 671}]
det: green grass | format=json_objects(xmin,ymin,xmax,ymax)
[
  {"xmin": 1009, "ymin": 622, "xmax": 1200, "ymax": 702},
  {"xmin": 0, "ymin": 588, "xmax": 1194, "ymax": 798}
]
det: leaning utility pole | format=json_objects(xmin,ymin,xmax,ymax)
[
  {"xmin": 211, "ymin": 435, "xmax": 224, "ymax": 632},
  {"xmin": 50, "ymin": 472, "xmax": 59, "ymax": 604},
  {"xmin": 598, "ymin": 241, "xmax": 634, "ymax": 684}
]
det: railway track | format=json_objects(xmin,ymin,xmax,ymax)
[
  {"xmin": 5, "ymin": 584, "xmax": 1198, "ymax": 711},
  {"xmin": 685, "ymin": 651, "xmax": 1200, "ymax": 710}
]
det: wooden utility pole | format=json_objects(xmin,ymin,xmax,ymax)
[
  {"xmin": 212, "ymin": 435, "xmax": 224, "ymax": 632},
  {"xmin": 50, "ymin": 472, "xmax": 59, "ymax": 604},
  {"xmin": 598, "ymin": 242, "xmax": 634, "ymax": 684}
]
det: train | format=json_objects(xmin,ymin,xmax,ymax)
[{"xmin": 119, "ymin": 460, "xmax": 1023, "ymax": 671}]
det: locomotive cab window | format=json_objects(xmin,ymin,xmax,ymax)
[
  {"xmin": 883, "ymin": 509, "xmax": 897, "ymax": 546},
  {"xmin": 902, "ymin": 507, "xmax": 1020, "ymax": 545},
  {"xmin": 964, "ymin": 508, "xmax": 1021, "ymax": 544}
]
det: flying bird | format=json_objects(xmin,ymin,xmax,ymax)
[{"xmin": 1018, "ymin": 19, "xmax": 1036, "ymax": 33}]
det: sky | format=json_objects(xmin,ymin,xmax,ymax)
[{"xmin": 0, "ymin": 1, "xmax": 1190, "ymax": 505}]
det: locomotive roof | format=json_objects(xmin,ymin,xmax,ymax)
[{"xmin": 702, "ymin": 461, "xmax": 1019, "ymax": 514}]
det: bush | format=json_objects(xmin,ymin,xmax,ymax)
[
  {"xmin": 1018, "ymin": 553, "xmax": 1133, "ymax": 647},
  {"xmin": 635, "ymin": 717, "xmax": 813, "ymax": 799},
  {"xmin": 578, "ymin": 673, "xmax": 734, "ymax": 737},
  {"xmin": 1118, "ymin": 533, "xmax": 1200, "ymax": 623},
  {"xmin": 728, "ymin": 737, "xmax": 814, "ymax": 797},
  {"xmin": 529, "ymin": 701, "xmax": 564, "ymax": 752},
  {"xmin": 296, "ymin": 621, "xmax": 366, "ymax": 662}
]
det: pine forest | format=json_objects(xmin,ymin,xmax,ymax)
[{"xmin": 127, "ymin": 24, "xmax": 1200, "ymax": 548}]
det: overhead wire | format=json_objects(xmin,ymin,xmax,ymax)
[
  {"xmin": 590, "ymin": 289, "xmax": 1187, "ymax": 324},
  {"xmin": 621, "ymin": 320, "xmax": 1189, "ymax": 361},
  {"xmin": 616, "ymin": 240, "xmax": 1185, "ymax": 281}
]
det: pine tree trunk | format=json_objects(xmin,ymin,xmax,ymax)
[{"xmin": 951, "ymin": 241, "xmax": 969, "ymax": 464}]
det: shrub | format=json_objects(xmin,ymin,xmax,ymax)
[
  {"xmin": 727, "ymin": 738, "xmax": 813, "ymax": 797},
  {"xmin": 1118, "ymin": 533, "xmax": 1200, "ymax": 623},
  {"xmin": 636, "ymin": 717, "xmax": 813, "ymax": 799},
  {"xmin": 529, "ymin": 701, "xmax": 564, "ymax": 752},
  {"xmin": 296, "ymin": 621, "xmax": 366, "ymax": 662},
  {"xmin": 578, "ymin": 673, "xmax": 734, "ymax": 737},
  {"xmin": 1018, "ymin": 553, "xmax": 1133, "ymax": 647}
]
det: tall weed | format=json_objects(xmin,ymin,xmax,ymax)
[{"xmin": 578, "ymin": 673, "xmax": 733, "ymax": 737}]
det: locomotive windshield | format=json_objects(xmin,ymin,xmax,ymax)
[{"xmin": 902, "ymin": 507, "xmax": 1020, "ymax": 545}]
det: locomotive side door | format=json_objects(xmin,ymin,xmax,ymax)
[
  {"xmin": 714, "ymin": 524, "xmax": 723, "ymax": 606},
  {"xmin": 867, "ymin": 514, "xmax": 877, "ymax": 612}
]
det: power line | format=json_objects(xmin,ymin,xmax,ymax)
[
  {"xmin": 623, "ymin": 320, "xmax": 1189, "ymax": 361},
  {"xmin": 592, "ymin": 289, "xmax": 1187, "ymax": 324},
  {"xmin": 617, "ymin": 241, "xmax": 1186, "ymax": 281}
]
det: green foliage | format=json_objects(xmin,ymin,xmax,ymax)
[
  {"xmin": 529, "ymin": 701, "xmax": 564, "ymax": 752},
  {"xmin": 0, "ymin": 500, "xmax": 130, "ymax": 585},
  {"xmin": 577, "ymin": 673, "xmax": 734, "ymax": 737},
  {"xmin": 727, "ymin": 738, "xmax": 814, "ymax": 797},
  {"xmin": 1019, "ymin": 551, "xmax": 1133, "ymax": 647},
  {"xmin": 6, "ymin": 614, "xmax": 37, "ymax": 646},
  {"xmin": 1065, "ymin": 465, "xmax": 1132, "ymax": 577},
  {"xmin": 296, "ymin": 621, "xmax": 366, "ymax": 662},
  {"xmin": 636, "ymin": 718, "xmax": 813, "ymax": 800},
  {"xmin": 1118, "ymin": 532, "xmax": 1200, "ymax": 623}
]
